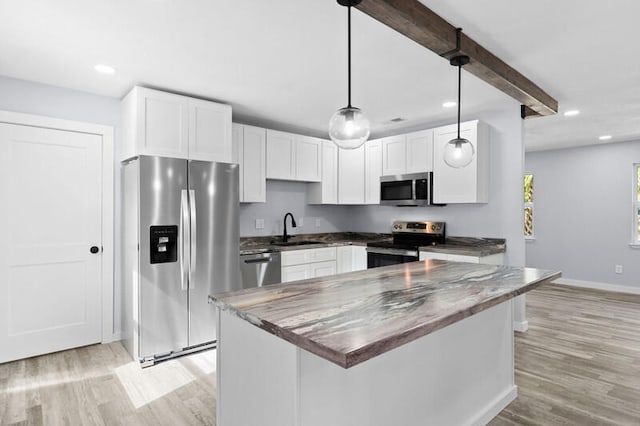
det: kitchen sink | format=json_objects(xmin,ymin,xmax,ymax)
[{"xmin": 271, "ymin": 240, "xmax": 323, "ymax": 247}]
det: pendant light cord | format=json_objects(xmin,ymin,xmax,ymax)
[
  {"xmin": 347, "ymin": 5, "xmax": 352, "ymax": 108},
  {"xmin": 457, "ymin": 61, "xmax": 461, "ymax": 139}
]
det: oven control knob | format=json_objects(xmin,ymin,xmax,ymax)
[{"xmin": 431, "ymin": 225, "xmax": 436, "ymax": 231}]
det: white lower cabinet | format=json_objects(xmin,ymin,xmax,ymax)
[
  {"xmin": 337, "ymin": 246, "xmax": 368, "ymax": 274},
  {"xmin": 309, "ymin": 261, "xmax": 337, "ymax": 278},
  {"xmin": 419, "ymin": 251, "xmax": 504, "ymax": 265},
  {"xmin": 281, "ymin": 247, "xmax": 337, "ymax": 283}
]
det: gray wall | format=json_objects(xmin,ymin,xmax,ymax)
[
  {"xmin": 240, "ymin": 180, "xmax": 353, "ymax": 237},
  {"xmin": 0, "ymin": 75, "xmax": 529, "ymax": 334},
  {"xmin": 525, "ymin": 141, "xmax": 640, "ymax": 289},
  {"xmin": 0, "ymin": 75, "xmax": 123, "ymax": 335},
  {"xmin": 350, "ymin": 103, "xmax": 526, "ymax": 268}
]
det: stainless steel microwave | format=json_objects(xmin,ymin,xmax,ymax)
[{"xmin": 380, "ymin": 172, "xmax": 435, "ymax": 206}]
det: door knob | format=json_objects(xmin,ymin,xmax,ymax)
[{"xmin": 90, "ymin": 246, "xmax": 100, "ymax": 254}]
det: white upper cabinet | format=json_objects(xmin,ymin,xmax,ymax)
[
  {"xmin": 433, "ymin": 120, "xmax": 489, "ymax": 204},
  {"xmin": 266, "ymin": 130, "xmax": 321, "ymax": 182},
  {"xmin": 120, "ymin": 86, "xmax": 231, "ymax": 162},
  {"xmin": 307, "ymin": 140, "xmax": 338, "ymax": 205},
  {"xmin": 296, "ymin": 136, "xmax": 322, "ymax": 182},
  {"xmin": 405, "ymin": 129, "xmax": 434, "ymax": 173},
  {"xmin": 365, "ymin": 139, "xmax": 383, "ymax": 204},
  {"xmin": 188, "ymin": 98, "xmax": 233, "ymax": 162},
  {"xmin": 232, "ymin": 124, "xmax": 266, "ymax": 203},
  {"xmin": 265, "ymin": 130, "xmax": 295, "ymax": 180},
  {"xmin": 381, "ymin": 129, "xmax": 433, "ymax": 176},
  {"xmin": 338, "ymin": 144, "xmax": 365, "ymax": 205},
  {"xmin": 381, "ymin": 135, "xmax": 406, "ymax": 176}
]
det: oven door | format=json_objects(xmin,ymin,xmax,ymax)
[{"xmin": 366, "ymin": 247, "xmax": 419, "ymax": 269}]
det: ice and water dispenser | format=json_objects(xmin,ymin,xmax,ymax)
[{"xmin": 150, "ymin": 225, "xmax": 178, "ymax": 264}]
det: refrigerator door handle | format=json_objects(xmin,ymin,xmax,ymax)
[
  {"xmin": 180, "ymin": 189, "xmax": 189, "ymax": 291},
  {"xmin": 188, "ymin": 189, "xmax": 197, "ymax": 289}
]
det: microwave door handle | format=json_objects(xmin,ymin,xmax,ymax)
[
  {"xmin": 188, "ymin": 189, "xmax": 196, "ymax": 289},
  {"xmin": 412, "ymin": 179, "xmax": 417, "ymax": 200},
  {"xmin": 180, "ymin": 189, "xmax": 189, "ymax": 291}
]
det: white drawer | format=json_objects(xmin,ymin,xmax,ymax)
[{"xmin": 281, "ymin": 247, "xmax": 337, "ymax": 266}]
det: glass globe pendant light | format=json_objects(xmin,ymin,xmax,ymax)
[
  {"xmin": 444, "ymin": 54, "xmax": 475, "ymax": 168},
  {"xmin": 329, "ymin": 0, "xmax": 370, "ymax": 149}
]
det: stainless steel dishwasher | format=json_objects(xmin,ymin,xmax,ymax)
[{"xmin": 240, "ymin": 252, "xmax": 282, "ymax": 288}]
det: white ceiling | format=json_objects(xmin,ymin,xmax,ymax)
[{"xmin": 1, "ymin": 0, "xmax": 639, "ymax": 151}]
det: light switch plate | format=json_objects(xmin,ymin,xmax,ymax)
[{"xmin": 255, "ymin": 219, "xmax": 265, "ymax": 229}]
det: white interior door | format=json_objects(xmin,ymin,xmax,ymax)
[{"xmin": 0, "ymin": 123, "xmax": 102, "ymax": 363}]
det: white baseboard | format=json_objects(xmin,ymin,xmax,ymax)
[
  {"xmin": 103, "ymin": 331, "xmax": 122, "ymax": 343},
  {"xmin": 513, "ymin": 321, "xmax": 529, "ymax": 333},
  {"xmin": 554, "ymin": 278, "xmax": 640, "ymax": 295},
  {"xmin": 469, "ymin": 385, "xmax": 518, "ymax": 426}
]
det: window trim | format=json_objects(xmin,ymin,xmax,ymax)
[
  {"xmin": 524, "ymin": 173, "xmax": 534, "ymax": 240},
  {"xmin": 633, "ymin": 164, "xmax": 640, "ymax": 246}
]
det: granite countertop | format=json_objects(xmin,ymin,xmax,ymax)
[
  {"xmin": 211, "ymin": 260, "xmax": 560, "ymax": 368},
  {"xmin": 239, "ymin": 232, "xmax": 391, "ymax": 255},
  {"xmin": 240, "ymin": 232, "xmax": 506, "ymax": 257},
  {"xmin": 419, "ymin": 237, "xmax": 506, "ymax": 257}
]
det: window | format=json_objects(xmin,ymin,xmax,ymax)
[
  {"xmin": 524, "ymin": 174, "xmax": 534, "ymax": 239},
  {"xmin": 634, "ymin": 164, "xmax": 640, "ymax": 244}
]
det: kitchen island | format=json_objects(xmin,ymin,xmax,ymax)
[{"xmin": 210, "ymin": 260, "xmax": 560, "ymax": 426}]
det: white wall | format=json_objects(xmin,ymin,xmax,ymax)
[
  {"xmin": 0, "ymin": 75, "xmax": 123, "ymax": 337},
  {"xmin": 240, "ymin": 180, "xmax": 353, "ymax": 237},
  {"xmin": 351, "ymin": 102, "xmax": 526, "ymax": 268},
  {"xmin": 525, "ymin": 141, "xmax": 640, "ymax": 290}
]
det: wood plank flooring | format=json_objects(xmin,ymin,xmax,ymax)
[
  {"xmin": 1, "ymin": 283, "xmax": 639, "ymax": 425},
  {"xmin": 0, "ymin": 343, "xmax": 216, "ymax": 425},
  {"xmin": 490, "ymin": 284, "xmax": 640, "ymax": 425}
]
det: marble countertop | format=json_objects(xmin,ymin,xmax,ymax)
[
  {"xmin": 239, "ymin": 232, "xmax": 391, "ymax": 255},
  {"xmin": 419, "ymin": 237, "xmax": 506, "ymax": 257},
  {"xmin": 240, "ymin": 232, "xmax": 505, "ymax": 257},
  {"xmin": 211, "ymin": 260, "xmax": 560, "ymax": 368}
]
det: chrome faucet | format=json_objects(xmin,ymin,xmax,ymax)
[{"xmin": 283, "ymin": 212, "xmax": 297, "ymax": 243}]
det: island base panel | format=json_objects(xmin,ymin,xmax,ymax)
[{"xmin": 217, "ymin": 300, "xmax": 516, "ymax": 426}]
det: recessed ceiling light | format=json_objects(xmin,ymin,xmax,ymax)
[
  {"xmin": 598, "ymin": 135, "xmax": 612, "ymax": 141},
  {"xmin": 94, "ymin": 64, "xmax": 115, "ymax": 74},
  {"xmin": 563, "ymin": 110, "xmax": 580, "ymax": 117},
  {"xmin": 442, "ymin": 101, "xmax": 457, "ymax": 108}
]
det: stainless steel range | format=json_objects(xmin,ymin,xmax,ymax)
[{"xmin": 366, "ymin": 221, "xmax": 446, "ymax": 269}]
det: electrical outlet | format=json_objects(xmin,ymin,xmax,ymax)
[
  {"xmin": 298, "ymin": 217, "xmax": 304, "ymax": 227},
  {"xmin": 255, "ymin": 219, "xmax": 265, "ymax": 229},
  {"xmin": 315, "ymin": 218, "xmax": 321, "ymax": 228},
  {"xmin": 615, "ymin": 265, "xmax": 623, "ymax": 274}
]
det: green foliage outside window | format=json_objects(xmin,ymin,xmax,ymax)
[
  {"xmin": 524, "ymin": 174, "xmax": 534, "ymax": 237},
  {"xmin": 637, "ymin": 166, "xmax": 640, "ymax": 202},
  {"xmin": 524, "ymin": 174, "xmax": 534, "ymax": 203}
]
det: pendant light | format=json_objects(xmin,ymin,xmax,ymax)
[
  {"xmin": 444, "ymin": 29, "xmax": 474, "ymax": 168},
  {"xmin": 329, "ymin": 0, "xmax": 370, "ymax": 149}
]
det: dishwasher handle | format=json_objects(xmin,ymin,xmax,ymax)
[{"xmin": 243, "ymin": 257, "xmax": 273, "ymax": 264}]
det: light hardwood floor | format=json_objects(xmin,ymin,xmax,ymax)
[
  {"xmin": 1, "ymin": 284, "xmax": 639, "ymax": 425},
  {"xmin": 0, "ymin": 342, "xmax": 216, "ymax": 425},
  {"xmin": 490, "ymin": 284, "xmax": 640, "ymax": 425}
]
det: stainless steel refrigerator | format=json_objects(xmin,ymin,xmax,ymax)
[{"xmin": 121, "ymin": 155, "xmax": 239, "ymax": 366}]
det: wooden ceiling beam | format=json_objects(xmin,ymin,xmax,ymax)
[{"xmin": 355, "ymin": 0, "xmax": 558, "ymax": 117}]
